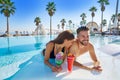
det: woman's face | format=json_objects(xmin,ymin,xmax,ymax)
[{"xmin": 65, "ymin": 39, "xmax": 74, "ymax": 48}]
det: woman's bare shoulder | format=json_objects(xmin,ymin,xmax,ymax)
[{"xmin": 46, "ymin": 42, "xmax": 54, "ymax": 47}]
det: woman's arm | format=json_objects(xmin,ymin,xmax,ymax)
[{"xmin": 44, "ymin": 42, "xmax": 58, "ymax": 72}]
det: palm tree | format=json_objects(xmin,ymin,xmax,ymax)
[
  {"xmin": 80, "ymin": 13, "xmax": 87, "ymax": 26},
  {"xmin": 46, "ymin": 2, "xmax": 56, "ymax": 36},
  {"xmin": 34, "ymin": 17, "xmax": 41, "ymax": 35},
  {"xmin": 111, "ymin": 14, "xmax": 115, "ymax": 23},
  {"xmin": 102, "ymin": 19, "xmax": 107, "ymax": 33},
  {"xmin": 80, "ymin": 13, "xmax": 86, "ymax": 21},
  {"xmin": 57, "ymin": 24, "xmax": 60, "ymax": 29},
  {"xmin": 60, "ymin": 19, "xmax": 66, "ymax": 30},
  {"xmin": 80, "ymin": 21, "xmax": 83, "ymax": 26},
  {"xmin": 80, "ymin": 20, "xmax": 86, "ymax": 26},
  {"xmin": 73, "ymin": 23, "xmax": 75, "ymax": 28},
  {"xmin": 118, "ymin": 13, "xmax": 120, "ymax": 25},
  {"xmin": 68, "ymin": 20, "xmax": 72, "ymax": 26},
  {"xmin": 102, "ymin": 19, "xmax": 107, "ymax": 26},
  {"xmin": 89, "ymin": 6, "xmax": 97, "ymax": 27},
  {"xmin": 97, "ymin": 0, "xmax": 109, "ymax": 33},
  {"xmin": 68, "ymin": 20, "xmax": 72, "ymax": 30},
  {"xmin": 114, "ymin": 0, "xmax": 119, "ymax": 28},
  {"xmin": 0, "ymin": 0, "xmax": 16, "ymax": 36}
]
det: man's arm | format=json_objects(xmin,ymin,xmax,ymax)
[
  {"xmin": 69, "ymin": 42, "xmax": 92, "ymax": 71},
  {"xmin": 73, "ymin": 61, "xmax": 92, "ymax": 71},
  {"xmin": 89, "ymin": 43, "xmax": 100, "ymax": 67}
]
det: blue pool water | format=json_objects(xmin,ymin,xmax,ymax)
[
  {"xmin": 0, "ymin": 35, "xmax": 120, "ymax": 79},
  {"xmin": 0, "ymin": 36, "xmax": 55, "ymax": 67}
]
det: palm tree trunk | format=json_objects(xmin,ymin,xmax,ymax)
[
  {"xmin": 115, "ymin": 0, "xmax": 119, "ymax": 29},
  {"xmin": 50, "ymin": 16, "xmax": 52, "ymax": 36},
  {"xmin": 115, "ymin": 0, "xmax": 119, "ymax": 17},
  {"xmin": 7, "ymin": 17, "xmax": 9, "ymax": 36},
  {"xmin": 37, "ymin": 25, "xmax": 38, "ymax": 35},
  {"xmin": 62, "ymin": 24, "xmax": 64, "ymax": 31},
  {"xmin": 92, "ymin": 17, "xmax": 93, "ymax": 27},
  {"xmin": 101, "ymin": 11, "xmax": 103, "ymax": 33}
]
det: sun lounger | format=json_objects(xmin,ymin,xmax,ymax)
[{"xmin": 98, "ymin": 44, "xmax": 120, "ymax": 56}]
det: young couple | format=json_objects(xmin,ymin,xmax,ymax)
[{"xmin": 43, "ymin": 26, "xmax": 102, "ymax": 72}]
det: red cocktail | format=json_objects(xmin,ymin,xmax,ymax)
[{"xmin": 67, "ymin": 54, "xmax": 74, "ymax": 72}]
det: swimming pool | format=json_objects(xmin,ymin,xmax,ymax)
[{"xmin": 0, "ymin": 35, "xmax": 120, "ymax": 79}]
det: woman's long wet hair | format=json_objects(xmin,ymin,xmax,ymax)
[
  {"xmin": 42, "ymin": 30, "xmax": 74, "ymax": 56},
  {"xmin": 50, "ymin": 30, "xmax": 74, "ymax": 44}
]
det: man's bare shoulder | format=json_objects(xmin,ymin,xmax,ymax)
[
  {"xmin": 72, "ymin": 40, "xmax": 78, "ymax": 46},
  {"xmin": 70, "ymin": 40, "xmax": 79, "ymax": 50},
  {"xmin": 69, "ymin": 39, "xmax": 79, "ymax": 54},
  {"xmin": 88, "ymin": 42, "xmax": 94, "ymax": 49}
]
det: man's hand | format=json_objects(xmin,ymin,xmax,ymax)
[
  {"xmin": 94, "ymin": 61, "xmax": 100, "ymax": 67},
  {"xmin": 92, "ymin": 66, "xmax": 102, "ymax": 72}
]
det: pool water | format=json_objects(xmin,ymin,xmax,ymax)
[
  {"xmin": 0, "ymin": 35, "xmax": 120, "ymax": 79},
  {"xmin": 0, "ymin": 36, "xmax": 48, "ymax": 67}
]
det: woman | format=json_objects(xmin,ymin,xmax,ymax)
[{"xmin": 43, "ymin": 30, "xmax": 75, "ymax": 72}]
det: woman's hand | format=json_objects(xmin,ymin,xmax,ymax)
[
  {"xmin": 51, "ymin": 66, "xmax": 63, "ymax": 72},
  {"xmin": 57, "ymin": 66, "xmax": 62, "ymax": 72},
  {"xmin": 51, "ymin": 66, "xmax": 59, "ymax": 72}
]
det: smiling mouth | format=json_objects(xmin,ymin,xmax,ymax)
[{"xmin": 83, "ymin": 40, "xmax": 88, "ymax": 42}]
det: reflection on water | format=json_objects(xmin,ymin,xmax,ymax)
[
  {"xmin": 0, "ymin": 35, "xmax": 120, "ymax": 56},
  {"xmin": 0, "ymin": 43, "xmax": 42, "ymax": 56},
  {"xmin": 90, "ymin": 36, "xmax": 120, "ymax": 48}
]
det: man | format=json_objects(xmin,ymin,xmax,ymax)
[{"xmin": 69, "ymin": 26, "xmax": 102, "ymax": 71}]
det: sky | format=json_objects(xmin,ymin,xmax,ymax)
[{"xmin": 0, "ymin": 0, "xmax": 120, "ymax": 34}]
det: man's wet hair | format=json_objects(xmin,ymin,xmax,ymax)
[{"xmin": 76, "ymin": 26, "xmax": 89, "ymax": 34}]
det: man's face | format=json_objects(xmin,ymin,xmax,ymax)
[{"xmin": 77, "ymin": 31, "xmax": 89, "ymax": 46}]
